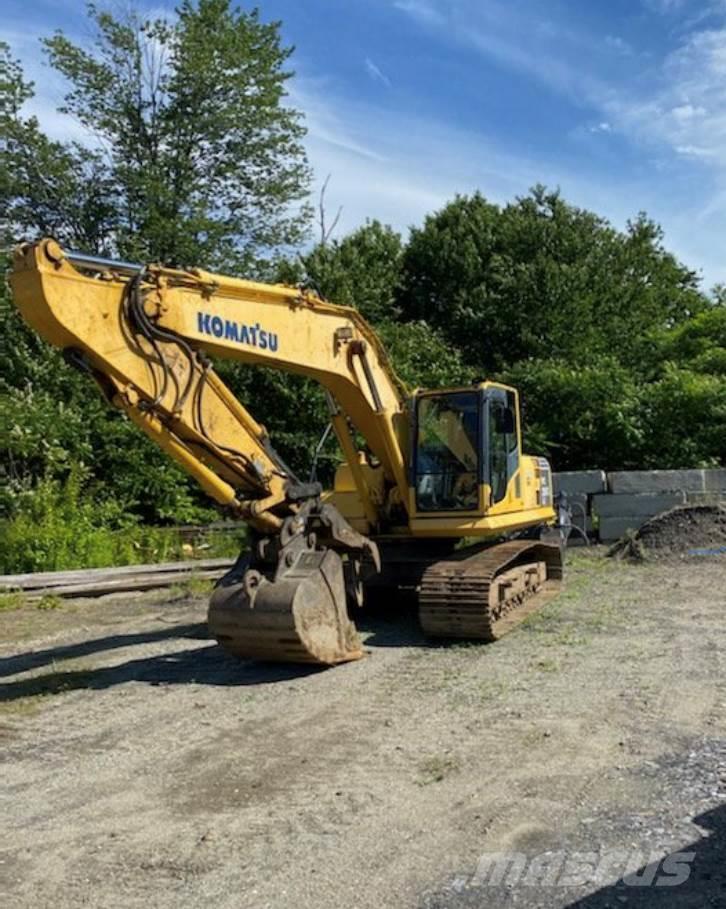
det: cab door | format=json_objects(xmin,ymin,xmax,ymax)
[
  {"xmin": 484, "ymin": 387, "xmax": 521, "ymax": 512},
  {"xmin": 413, "ymin": 390, "xmax": 481, "ymax": 514}
]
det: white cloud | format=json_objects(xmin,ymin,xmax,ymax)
[
  {"xmin": 605, "ymin": 28, "xmax": 726, "ymax": 166},
  {"xmin": 393, "ymin": 0, "xmax": 446, "ymax": 28},
  {"xmin": 671, "ymin": 103, "xmax": 707, "ymax": 120},
  {"xmin": 642, "ymin": 0, "xmax": 689, "ymax": 12},
  {"xmin": 604, "ymin": 35, "xmax": 634, "ymax": 56},
  {"xmin": 364, "ymin": 57, "xmax": 391, "ymax": 88}
]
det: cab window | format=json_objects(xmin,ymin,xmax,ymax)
[
  {"xmin": 487, "ymin": 391, "xmax": 519, "ymax": 505},
  {"xmin": 415, "ymin": 392, "xmax": 480, "ymax": 511}
]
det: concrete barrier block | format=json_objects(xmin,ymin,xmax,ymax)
[
  {"xmin": 562, "ymin": 491, "xmax": 589, "ymax": 513},
  {"xmin": 685, "ymin": 491, "xmax": 726, "ymax": 505},
  {"xmin": 553, "ymin": 470, "xmax": 607, "ymax": 496},
  {"xmin": 598, "ymin": 516, "xmax": 644, "ymax": 542},
  {"xmin": 703, "ymin": 469, "xmax": 726, "ymax": 493},
  {"xmin": 607, "ymin": 470, "xmax": 705, "ymax": 494},
  {"xmin": 592, "ymin": 492, "xmax": 686, "ymax": 518}
]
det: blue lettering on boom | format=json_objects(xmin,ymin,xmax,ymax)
[{"xmin": 197, "ymin": 310, "xmax": 279, "ymax": 352}]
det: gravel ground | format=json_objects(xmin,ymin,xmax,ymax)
[{"xmin": 1, "ymin": 550, "xmax": 725, "ymax": 908}]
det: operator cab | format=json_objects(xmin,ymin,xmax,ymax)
[{"xmin": 413, "ymin": 384, "xmax": 520, "ymax": 513}]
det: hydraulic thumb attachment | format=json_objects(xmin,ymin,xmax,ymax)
[{"xmin": 210, "ymin": 500, "xmax": 380, "ymax": 664}]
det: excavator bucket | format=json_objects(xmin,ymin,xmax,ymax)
[{"xmin": 208, "ymin": 547, "xmax": 364, "ymax": 665}]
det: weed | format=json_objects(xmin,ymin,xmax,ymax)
[
  {"xmin": 552, "ymin": 628, "xmax": 589, "ymax": 647},
  {"xmin": 36, "ymin": 594, "xmax": 62, "ymax": 611},
  {"xmin": 417, "ymin": 754, "xmax": 461, "ymax": 785},
  {"xmin": 0, "ymin": 467, "xmax": 248, "ymax": 574},
  {"xmin": 0, "ymin": 698, "xmax": 43, "ymax": 719},
  {"xmin": 522, "ymin": 606, "xmax": 561, "ymax": 631},
  {"xmin": 169, "ymin": 576, "xmax": 214, "ymax": 599},
  {"xmin": 14, "ymin": 662, "xmax": 97, "ymax": 699},
  {"xmin": 475, "ymin": 678, "xmax": 508, "ymax": 703},
  {"xmin": 0, "ymin": 591, "xmax": 26, "ymax": 611},
  {"xmin": 533, "ymin": 657, "xmax": 559, "ymax": 673}
]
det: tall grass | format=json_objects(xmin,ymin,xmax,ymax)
[{"xmin": 0, "ymin": 471, "xmax": 245, "ymax": 574}]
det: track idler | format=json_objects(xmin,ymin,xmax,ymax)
[{"xmin": 208, "ymin": 502, "xmax": 379, "ymax": 665}]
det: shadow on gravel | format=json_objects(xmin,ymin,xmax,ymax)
[
  {"xmin": 356, "ymin": 595, "xmax": 429, "ymax": 649},
  {"xmin": 566, "ymin": 803, "xmax": 726, "ymax": 908},
  {"xmin": 422, "ymin": 804, "xmax": 726, "ymax": 909},
  {"xmin": 0, "ymin": 596, "xmax": 464, "ymax": 702},
  {"xmin": 0, "ymin": 622, "xmax": 209, "ymax": 679},
  {"xmin": 0, "ymin": 641, "xmax": 324, "ymax": 700}
]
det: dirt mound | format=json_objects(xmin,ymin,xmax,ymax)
[{"xmin": 610, "ymin": 504, "xmax": 726, "ymax": 561}]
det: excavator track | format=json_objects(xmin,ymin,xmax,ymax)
[{"xmin": 418, "ymin": 540, "xmax": 563, "ymax": 641}]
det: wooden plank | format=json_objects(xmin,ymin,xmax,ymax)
[
  {"xmin": 20, "ymin": 566, "xmax": 231, "ymax": 600},
  {"xmin": 0, "ymin": 557, "xmax": 235, "ymax": 591}
]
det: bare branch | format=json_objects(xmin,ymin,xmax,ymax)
[{"xmin": 317, "ymin": 174, "xmax": 342, "ymax": 246}]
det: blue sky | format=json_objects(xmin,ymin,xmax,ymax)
[{"xmin": 5, "ymin": 0, "xmax": 726, "ymax": 288}]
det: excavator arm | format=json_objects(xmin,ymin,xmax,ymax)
[
  {"xmin": 11, "ymin": 239, "xmax": 409, "ymax": 526},
  {"xmin": 10, "ymin": 238, "xmax": 408, "ymax": 664}
]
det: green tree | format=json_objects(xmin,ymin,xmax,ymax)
[
  {"xmin": 651, "ymin": 307, "xmax": 726, "ymax": 376},
  {"xmin": 4, "ymin": 1, "xmax": 311, "ymax": 271},
  {"xmin": 398, "ymin": 187, "xmax": 707, "ymax": 373},
  {"xmin": 639, "ymin": 366, "xmax": 726, "ymax": 468},
  {"xmin": 0, "ymin": 2, "xmax": 312, "ymax": 529},
  {"xmin": 499, "ymin": 357, "xmax": 644, "ymax": 470},
  {"xmin": 300, "ymin": 219, "xmax": 404, "ymax": 323},
  {"xmin": 0, "ymin": 44, "xmax": 117, "ymax": 251}
]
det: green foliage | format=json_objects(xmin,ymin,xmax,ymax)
[
  {"xmin": 399, "ymin": 187, "xmax": 706, "ymax": 373},
  {"xmin": 651, "ymin": 307, "xmax": 726, "ymax": 376},
  {"xmin": 0, "ymin": 43, "xmax": 116, "ymax": 251},
  {"xmin": 500, "ymin": 353, "xmax": 726, "ymax": 471},
  {"xmin": 377, "ymin": 320, "xmax": 474, "ymax": 390},
  {"xmin": 3, "ymin": 1, "xmax": 311, "ymax": 270},
  {"xmin": 637, "ymin": 366, "xmax": 726, "ymax": 468},
  {"xmin": 0, "ymin": 466, "xmax": 244, "ymax": 574},
  {"xmin": 499, "ymin": 357, "xmax": 644, "ymax": 469},
  {"xmin": 0, "ymin": 592, "xmax": 26, "ymax": 611},
  {"xmin": 299, "ymin": 219, "xmax": 404, "ymax": 323},
  {"xmin": 217, "ymin": 361, "xmax": 330, "ymax": 481},
  {"xmin": 2, "ymin": 469, "xmax": 133, "ymax": 573}
]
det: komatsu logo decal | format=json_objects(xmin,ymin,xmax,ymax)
[{"xmin": 197, "ymin": 311, "xmax": 278, "ymax": 352}]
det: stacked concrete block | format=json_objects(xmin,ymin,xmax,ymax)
[
  {"xmin": 592, "ymin": 491, "xmax": 687, "ymax": 542},
  {"xmin": 608, "ymin": 469, "xmax": 708, "ymax": 495},
  {"xmin": 702, "ymin": 469, "xmax": 726, "ymax": 501},
  {"xmin": 553, "ymin": 470, "xmax": 607, "ymax": 496},
  {"xmin": 549, "ymin": 468, "xmax": 725, "ymax": 544},
  {"xmin": 552, "ymin": 471, "xmax": 606, "ymax": 542}
]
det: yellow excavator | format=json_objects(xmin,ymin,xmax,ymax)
[{"xmin": 10, "ymin": 239, "xmax": 564, "ymax": 666}]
